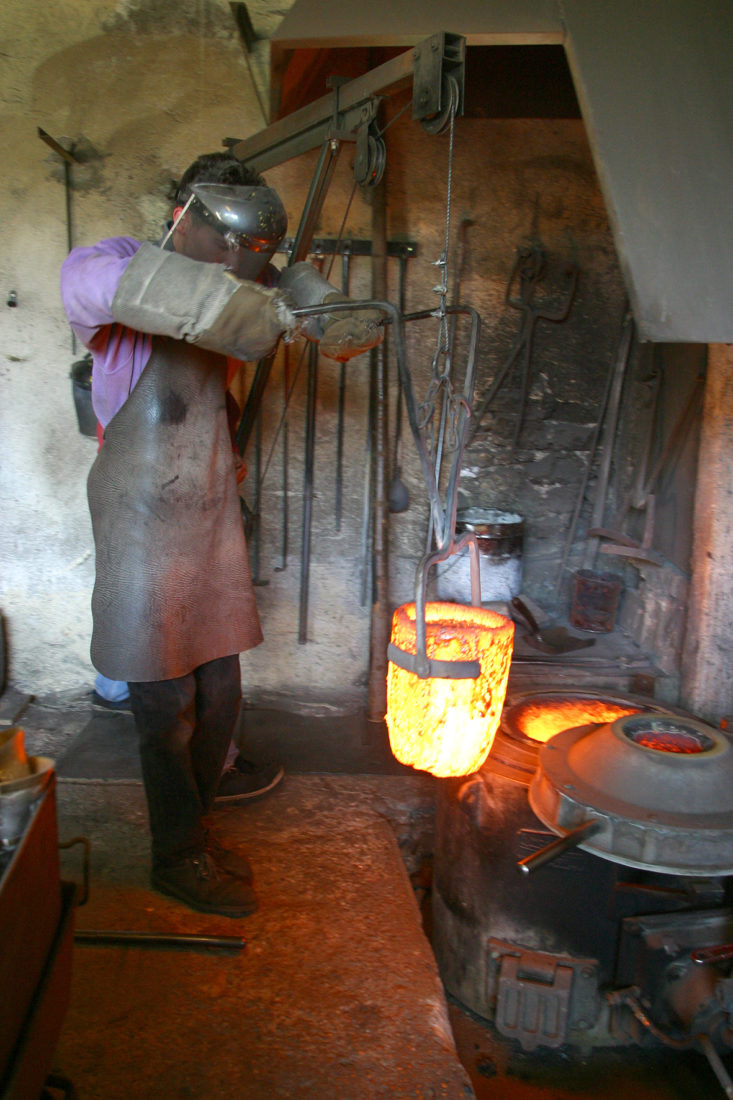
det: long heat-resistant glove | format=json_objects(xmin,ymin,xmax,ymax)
[
  {"xmin": 277, "ymin": 261, "xmax": 384, "ymax": 362},
  {"xmin": 111, "ymin": 241, "xmax": 296, "ymax": 362}
]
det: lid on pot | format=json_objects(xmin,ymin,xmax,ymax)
[{"xmin": 529, "ymin": 713, "xmax": 733, "ymax": 875}]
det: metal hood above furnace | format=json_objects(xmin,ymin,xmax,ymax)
[{"xmin": 271, "ymin": 0, "xmax": 733, "ymax": 343}]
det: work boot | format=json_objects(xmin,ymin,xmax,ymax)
[
  {"xmin": 205, "ymin": 830, "xmax": 254, "ymax": 883},
  {"xmin": 214, "ymin": 757, "xmax": 285, "ymax": 805},
  {"xmin": 151, "ymin": 852, "xmax": 258, "ymax": 917}
]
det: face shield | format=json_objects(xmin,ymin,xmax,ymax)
[{"xmin": 189, "ymin": 183, "xmax": 288, "ymax": 281}]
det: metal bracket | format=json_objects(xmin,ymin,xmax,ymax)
[
  {"xmin": 386, "ymin": 642, "xmax": 479, "ymax": 680},
  {"xmin": 412, "ymin": 32, "xmax": 465, "ymax": 126},
  {"xmin": 489, "ymin": 939, "xmax": 601, "ymax": 1051}
]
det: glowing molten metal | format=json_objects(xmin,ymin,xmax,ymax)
[
  {"xmin": 512, "ymin": 699, "xmax": 641, "ymax": 743},
  {"xmin": 386, "ymin": 602, "xmax": 514, "ymax": 777}
]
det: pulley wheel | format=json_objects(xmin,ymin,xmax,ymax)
[
  {"xmin": 421, "ymin": 74, "xmax": 461, "ymax": 136},
  {"xmin": 354, "ymin": 133, "xmax": 386, "ymax": 188}
]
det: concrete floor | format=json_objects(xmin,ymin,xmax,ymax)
[{"xmin": 3, "ymin": 682, "xmax": 733, "ymax": 1098}]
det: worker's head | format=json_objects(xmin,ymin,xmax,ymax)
[{"xmin": 171, "ymin": 152, "xmax": 287, "ymax": 281}]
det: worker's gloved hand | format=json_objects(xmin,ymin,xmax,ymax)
[
  {"xmin": 316, "ymin": 293, "xmax": 384, "ymax": 362},
  {"xmin": 277, "ymin": 262, "xmax": 384, "ymax": 362}
]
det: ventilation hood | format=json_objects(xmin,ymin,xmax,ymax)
[{"xmin": 270, "ymin": 0, "xmax": 733, "ymax": 343}]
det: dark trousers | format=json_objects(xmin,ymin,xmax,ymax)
[{"xmin": 128, "ymin": 654, "xmax": 241, "ymax": 868}]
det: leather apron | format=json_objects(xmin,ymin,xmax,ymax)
[{"xmin": 87, "ymin": 336, "xmax": 263, "ymax": 682}]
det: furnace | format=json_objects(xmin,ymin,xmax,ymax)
[{"xmin": 432, "ymin": 690, "xmax": 733, "ymax": 1092}]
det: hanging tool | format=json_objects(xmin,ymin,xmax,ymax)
[
  {"xmin": 229, "ymin": 2, "xmax": 268, "ymax": 125},
  {"xmin": 467, "ymin": 240, "xmax": 577, "ymax": 447},
  {"xmin": 512, "ymin": 593, "xmax": 594, "ymax": 654},
  {"xmin": 39, "ymin": 127, "xmax": 80, "ymax": 354},
  {"xmin": 580, "ymin": 308, "xmax": 635, "ymax": 571},
  {"xmin": 552, "ymin": 315, "xmax": 628, "ymax": 599},
  {"xmin": 274, "ymin": 343, "xmax": 290, "ymax": 572},
  {"xmin": 388, "ymin": 244, "xmax": 413, "ymax": 513},
  {"xmin": 298, "ymin": 340, "xmax": 319, "ymax": 644},
  {"xmin": 366, "ymin": 179, "xmax": 391, "ymax": 720},
  {"xmin": 334, "ymin": 242, "xmax": 351, "ymax": 530},
  {"xmin": 359, "ymin": 347, "xmax": 376, "ymax": 606},
  {"xmin": 589, "ymin": 368, "xmax": 705, "ymax": 565},
  {"xmin": 249, "ymin": 407, "xmax": 268, "ymax": 585}
]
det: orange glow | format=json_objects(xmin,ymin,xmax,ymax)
[
  {"xmin": 386, "ymin": 602, "xmax": 514, "ymax": 777},
  {"xmin": 511, "ymin": 699, "xmax": 641, "ymax": 743}
]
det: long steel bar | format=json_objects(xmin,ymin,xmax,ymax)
[{"xmin": 298, "ymin": 341, "xmax": 319, "ymax": 643}]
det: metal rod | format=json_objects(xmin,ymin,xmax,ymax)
[
  {"xmin": 517, "ymin": 819, "xmax": 601, "ymax": 876},
  {"xmin": 335, "ymin": 244, "xmax": 351, "ymax": 530},
  {"xmin": 235, "ymin": 349, "xmax": 276, "ymax": 457},
  {"xmin": 274, "ymin": 343, "xmax": 290, "ymax": 571},
  {"xmin": 74, "ymin": 930, "xmax": 246, "ymax": 953},
  {"xmin": 298, "ymin": 341, "xmax": 319, "ymax": 643},
  {"xmin": 235, "ymin": 140, "xmax": 342, "ymax": 457},
  {"xmin": 582, "ymin": 309, "xmax": 634, "ymax": 570},
  {"xmin": 367, "ymin": 179, "xmax": 390, "ymax": 721},
  {"xmin": 359, "ymin": 355, "xmax": 375, "ymax": 607},
  {"xmin": 553, "ymin": 333, "xmax": 617, "ymax": 598},
  {"xmin": 39, "ymin": 128, "xmax": 78, "ymax": 353},
  {"xmin": 699, "ymin": 1036, "xmax": 733, "ymax": 1100},
  {"xmin": 290, "ymin": 139, "xmax": 341, "ymax": 266},
  {"xmin": 250, "ymin": 408, "xmax": 265, "ymax": 585}
]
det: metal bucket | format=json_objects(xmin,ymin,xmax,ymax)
[
  {"xmin": 436, "ymin": 508, "xmax": 523, "ymax": 604},
  {"xmin": 70, "ymin": 355, "xmax": 97, "ymax": 438}
]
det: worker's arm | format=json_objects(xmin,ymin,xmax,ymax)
[{"xmin": 110, "ymin": 242, "xmax": 297, "ymax": 363}]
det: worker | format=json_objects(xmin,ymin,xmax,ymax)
[{"xmin": 61, "ymin": 151, "xmax": 382, "ymax": 917}]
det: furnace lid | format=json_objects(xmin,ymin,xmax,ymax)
[{"xmin": 529, "ymin": 713, "xmax": 733, "ymax": 876}]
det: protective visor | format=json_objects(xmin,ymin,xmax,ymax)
[{"xmin": 191, "ymin": 183, "xmax": 288, "ymax": 256}]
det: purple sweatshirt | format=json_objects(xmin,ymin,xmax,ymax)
[
  {"xmin": 61, "ymin": 236, "xmax": 282, "ymax": 429},
  {"xmin": 60, "ymin": 237, "xmax": 151, "ymax": 428}
]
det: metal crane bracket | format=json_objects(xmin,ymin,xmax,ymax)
[{"xmin": 227, "ymin": 32, "xmax": 465, "ymax": 176}]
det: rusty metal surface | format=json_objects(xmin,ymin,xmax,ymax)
[{"xmin": 0, "ymin": 779, "xmax": 65, "ymax": 1094}]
